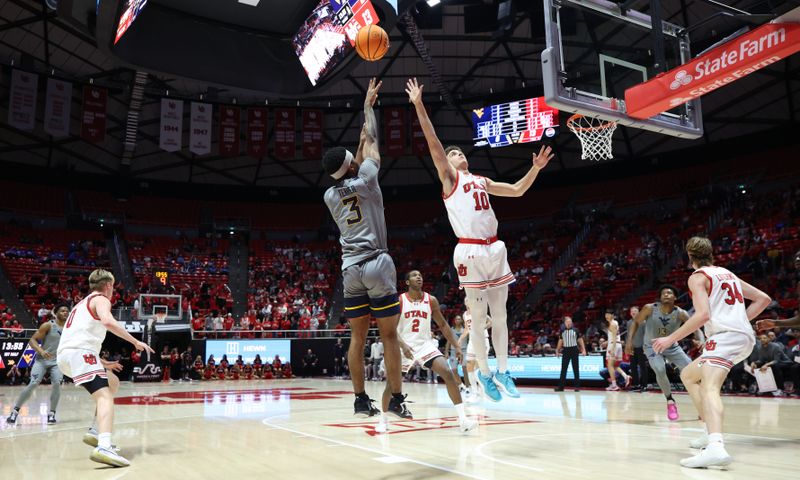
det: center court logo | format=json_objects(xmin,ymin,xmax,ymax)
[
  {"xmin": 227, "ymin": 342, "xmax": 240, "ymax": 355},
  {"xmin": 669, "ymin": 70, "xmax": 693, "ymax": 90}
]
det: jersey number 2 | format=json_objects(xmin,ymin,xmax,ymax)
[
  {"xmin": 472, "ymin": 191, "xmax": 489, "ymax": 211},
  {"xmin": 342, "ymin": 196, "xmax": 363, "ymax": 225},
  {"xmin": 411, "ymin": 319, "xmax": 420, "ymax": 333},
  {"xmin": 721, "ymin": 282, "xmax": 744, "ymax": 305}
]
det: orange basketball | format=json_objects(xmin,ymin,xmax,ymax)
[{"xmin": 355, "ymin": 25, "xmax": 389, "ymax": 62}]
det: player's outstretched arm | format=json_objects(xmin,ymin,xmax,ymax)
[
  {"xmin": 485, "ymin": 145, "xmax": 553, "ymax": 197},
  {"xmin": 652, "ymin": 274, "xmax": 710, "ymax": 353},
  {"xmin": 95, "ymin": 296, "xmax": 154, "ymax": 354},
  {"xmin": 353, "ymin": 124, "xmax": 367, "ymax": 167},
  {"xmin": 361, "ymin": 78, "xmax": 382, "ymax": 166},
  {"xmin": 740, "ymin": 279, "xmax": 771, "ymax": 321},
  {"xmin": 757, "ymin": 315, "xmax": 800, "ymax": 330},
  {"xmin": 405, "ymin": 78, "xmax": 456, "ymax": 187}
]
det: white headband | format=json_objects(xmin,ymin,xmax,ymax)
[{"xmin": 331, "ymin": 149, "xmax": 354, "ymax": 180}]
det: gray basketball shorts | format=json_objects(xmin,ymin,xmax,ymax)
[
  {"xmin": 342, "ymin": 253, "xmax": 399, "ymax": 319},
  {"xmin": 644, "ymin": 343, "xmax": 692, "ymax": 370}
]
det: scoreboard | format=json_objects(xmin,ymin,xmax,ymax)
[
  {"xmin": 294, "ymin": 0, "xmax": 380, "ymax": 86},
  {"xmin": 472, "ymin": 97, "xmax": 559, "ymax": 148}
]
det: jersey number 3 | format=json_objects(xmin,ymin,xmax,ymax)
[
  {"xmin": 721, "ymin": 282, "xmax": 744, "ymax": 305},
  {"xmin": 342, "ymin": 196, "xmax": 363, "ymax": 226}
]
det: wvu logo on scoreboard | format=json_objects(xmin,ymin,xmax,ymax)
[{"xmin": 472, "ymin": 108, "xmax": 485, "ymax": 118}]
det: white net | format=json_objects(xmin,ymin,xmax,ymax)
[{"xmin": 567, "ymin": 114, "xmax": 617, "ymax": 161}]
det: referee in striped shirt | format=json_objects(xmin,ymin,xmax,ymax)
[{"xmin": 555, "ymin": 316, "xmax": 587, "ymax": 391}]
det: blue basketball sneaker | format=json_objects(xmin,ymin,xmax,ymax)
[
  {"xmin": 493, "ymin": 370, "xmax": 520, "ymax": 398},
  {"xmin": 477, "ymin": 371, "xmax": 502, "ymax": 402}
]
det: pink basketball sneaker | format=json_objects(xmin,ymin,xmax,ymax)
[{"xmin": 667, "ymin": 402, "xmax": 679, "ymax": 421}]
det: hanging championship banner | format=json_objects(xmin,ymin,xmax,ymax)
[
  {"xmin": 384, "ymin": 107, "xmax": 406, "ymax": 158},
  {"xmin": 44, "ymin": 78, "xmax": 72, "ymax": 137},
  {"xmin": 274, "ymin": 108, "xmax": 296, "ymax": 160},
  {"xmin": 189, "ymin": 102, "xmax": 212, "ymax": 155},
  {"xmin": 411, "ymin": 105, "xmax": 430, "ymax": 157},
  {"xmin": 80, "ymin": 85, "xmax": 107, "ymax": 143},
  {"xmin": 8, "ymin": 69, "xmax": 38, "ymax": 131},
  {"xmin": 302, "ymin": 109, "xmax": 323, "ymax": 160},
  {"xmin": 247, "ymin": 107, "xmax": 268, "ymax": 159},
  {"xmin": 159, "ymin": 98, "xmax": 184, "ymax": 152},
  {"xmin": 218, "ymin": 106, "xmax": 241, "ymax": 157}
]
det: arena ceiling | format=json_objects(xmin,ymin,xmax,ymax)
[{"xmin": 0, "ymin": 0, "xmax": 798, "ymax": 190}]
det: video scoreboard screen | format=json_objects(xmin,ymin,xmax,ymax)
[
  {"xmin": 293, "ymin": 0, "xmax": 380, "ymax": 86},
  {"xmin": 115, "ymin": 0, "xmax": 148, "ymax": 45},
  {"xmin": 472, "ymin": 97, "xmax": 559, "ymax": 148}
]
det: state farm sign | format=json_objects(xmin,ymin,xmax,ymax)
[{"xmin": 625, "ymin": 23, "xmax": 800, "ymax": 119}]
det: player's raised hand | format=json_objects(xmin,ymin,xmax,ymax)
[
  {"xmin": 134, "ymin": 340, "xmax": 155, "ymax": 354},
  {"xmin": 755, "ymin": 319, "xmax": 775, "ymax": 331},
  {"xmin": 405, "ymin": 78, "xmax": 424, "ymax": 105},
  {"xmin": 533, "ymin": 145, "xmax": 554, "ymax": 169},
  {"xmin": 365, "ymin": 77, "xmax": 382, "ymax": 107}
]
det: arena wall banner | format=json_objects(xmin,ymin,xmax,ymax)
[
  {"xmin": 43, "ymin": 78, "xmax": 72, "ymax": 137},
  {"xmin": 218, "ymin": 106, "xmax": 241, "ymax": 157},
  {"xmin": 159, "ymin": 98, "xmax": 184, "ymax": 152},
  {"xmin": 189, "ymin": 102, "xmax": 212, "ymax": 155},
  {"xmin": 302, "ymin": 109, "xmax": 323, "ymax": 160},
  {"xmin": 80, "ymin": 85, "xmax": 107, "ymax": 143},
  {"xmin": 383, "ymin": 106, "xmax": 406, "ymax": 158},
  {"xmin": 205, "ymin": 339, "xmax": 290, "ymax": 365},
  {"xmin": 274, "ymin": 107, "xmax": 296, "ymax": 160},
  {"xmin": 457, "ymin": 355, "xmax": 605, "ymax": 381},
  {"xmin": 8, "ymin": 69, "xmax": 38, "ymax": 131},
  {"xmin": 410, "ymin": 105, "xmax": 430, "ymax": 157},
  {"xmin": 247, "ymin": 107, "xmax": 268, "ymax": 159}
]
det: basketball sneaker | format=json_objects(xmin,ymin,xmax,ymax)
[
  {"xmin": 689, "ymin": 434, "xmax": 709, "ymax": 449},
  {"xmin": 47, "ymin": 411, "xmax": 57, "ymax": 424},
  {"xmin": 459, "ymin": 417, "xmax": 478, "ymax": 433},
  {"xmin": 388, "ymin": 394, "xmax": 413, "ymax": 419},
  {"xmin": 606, "ymin": 384, "xmax": 620, "ymax": 391},
  {"xmin": 90, "ymin": 446, "xmax": 131, "ymax": 468},
  {"xmin": 477, "ymin": 372, "xmax": 502, "ymax": 402},
  {"xmin": 353, "ymin": 396, "xmax": 380, "ymax": 418},
  {"xmin": 680, "ymin": 444, "xmax": 732, "ymax": 468},
  {"xmin": 6, "ymin": 409, "xmax": 18, "ymax": 424},
  {"xmin": 667, "ymin": 402, "xmax": 679, "ymax": 421},
  {"xmin": 493, "ymin": 371, "xmax": 520, "ymax": 398},
  {"xmin": 83, "ymin": 429, "xmax": 121, "ymax": 453}
]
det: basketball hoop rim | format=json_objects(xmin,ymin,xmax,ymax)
[{"xmin": 566, "ymin": 114, "xmax": 617, "ymax": 132}]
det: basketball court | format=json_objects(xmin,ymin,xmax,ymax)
[{"xmin": 1, "ymin": 380, "xmax": 797, "ymax": 478}]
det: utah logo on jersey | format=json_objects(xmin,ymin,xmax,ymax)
[
  {"xmin": 457, "ymin": 264, "xmax": 468, "ymax": 277},
  {"xmin": 705, "ymin": 340, "xmax": 717, "ymax": 351}
]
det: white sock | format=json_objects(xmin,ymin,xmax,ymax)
[
  {"xmin": 708, "ymin": 433, "xmax": 723, "ymax": 445},
  {"xmin": 702, "ymin": 423, "xmax": 708, "ymax": 435},
  {"xmin": 467, "ymin": 369, "xmax": 478, "ymax": 387},
  {"xmin": 98, "ymin": 432, "xmax": 112, "ymax": 449},
  {"xmin": 380, "ymin": 412, "xmax": 388, "ymax": 424},
  {"xmin": 454, "ymin": 403, "xmax": 466, "ymax": 422}
]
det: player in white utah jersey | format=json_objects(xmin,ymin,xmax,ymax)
[
  {"xmin": 375, "ymin": 270, "xmax": 477, "ymax": 434},
  {"xmin": 57, "ymin": 269, "xmax": 154, "ymax": 468},
  {"xmin": 407, "ymin": 77, "xmax": 553, "ymax": 402},
  {"xmin": 653, "ymin": 237, "xmax": 771, "ymax": 469}
]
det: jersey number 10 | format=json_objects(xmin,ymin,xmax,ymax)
[{"xmin": 472, "ymin": 191, "xmax": 489, "ymax": 211}]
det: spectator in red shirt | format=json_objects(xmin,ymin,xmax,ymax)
[
  {"xmin": 192, "ymin": 316, "xmax": 204, "ymax": 338},
  {"xmin": 223, "ymin": 314, "xmax": 234, "ymax": 338}
]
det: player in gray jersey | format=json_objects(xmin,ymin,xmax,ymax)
[
  {"xmin": 627, "ymin": 285, "xmax": 694, "ymax": 421},
  {"xmin": 322, "ymin": 78, "xmax": 410, "ymax": 420},
  {"xmin": 6, "ymin": 302, "xmax": 69, "ymax": 425}
]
